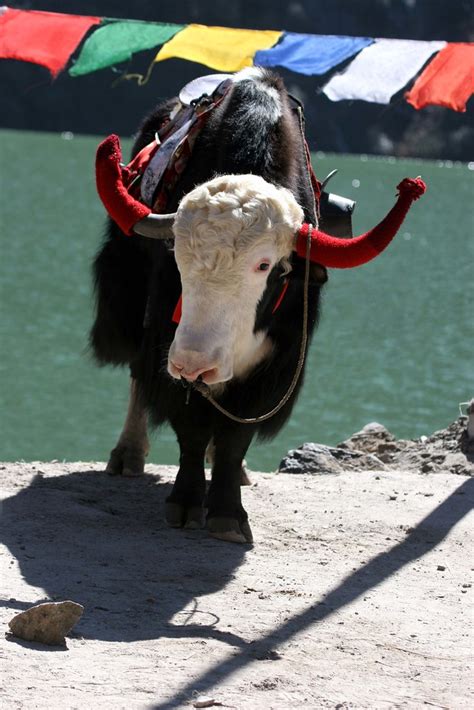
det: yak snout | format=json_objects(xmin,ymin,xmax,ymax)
[{"xmin": 168, "ymin": 341, "xmax": 232, "ymax": 385}]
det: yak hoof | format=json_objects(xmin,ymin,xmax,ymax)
[
  {"xmin": 105, "ymin": 445, "xmax": 146, "ymax": 478},
  {"xmin": 165, "ymin": 502, "xmax": 185, "ymax": 528},
  {"xmin": 165, "ymin": 502, "xmax": 205, "ymax": 530},
  {"xmin": 184, "ymin": 506, "xmax": 206, "ymax": 530},
  {"xmin": 207, "ymin": 517, "xmax": 253, "ymax": 544}
]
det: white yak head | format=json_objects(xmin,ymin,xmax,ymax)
[{"xmin": 168, "ymin": 174, "xmax": 304, "ymax": 385}]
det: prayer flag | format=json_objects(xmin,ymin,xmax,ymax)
[
  {"xmin": 0, "ymin": 6, "xmax": 100, "ymax": 76},
  {"xmin": 254, "ymin": 32, "xmax": 373, "ymax": 76},
  {"xmin": 69, "ymin": 19, "xmax": 185, "ymax": 76},
  {"xmin": 323, "ymin": 39, "xmax": 446, "ymax": 104},
  {"xmin": 0, "ymin": 6, "xmax": 469, "ymax": 115},
  {"xmin": 154, "ymin": 24, "xmax": 282, "ymax": 72},
  {"xmin": 405, "ymin": 43, "xmax": 474, "ymax": 112}
]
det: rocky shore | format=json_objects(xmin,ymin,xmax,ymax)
[{"xmin": 280, "ymin": 415, "xmax": 474, "ymax": 477}]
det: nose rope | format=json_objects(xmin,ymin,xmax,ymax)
[{"xmin": 188, "ymin": 227, "xmax": 312, "ymax": 424}]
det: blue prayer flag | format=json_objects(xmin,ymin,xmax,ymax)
[{"xmin": 254, "ymin": 33, "xmax": 374, "ymax": 76}]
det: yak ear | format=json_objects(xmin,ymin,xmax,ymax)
[
  {"xmin": 290, "ymin": 253, "xmax": 328, "ymax": 284},
  {"xmin": 319, "ymin": 192, "xmax": 356, "ymax": 239},
  {"xmin": 319, "ymin": 169, "xmax": 356, "ymax": 239},
  {"xmin": 310, "ymin": 263, "xmax": 328, "ymax": 284}
]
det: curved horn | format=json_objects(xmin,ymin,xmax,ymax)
[
  {"xmin": 96, "ymin": 134, "xmax": 152, "ymax": 235},
  {"xmin": 133, "ymin": 213, "xmax": 177, "ymax": 239},
  {"xmin": 296, "ymin": 178, "xmax": 426, "ymax": 269},
  {"xmin": 96, "ymin": 134, "xmax": 176, "ymax": 238}
]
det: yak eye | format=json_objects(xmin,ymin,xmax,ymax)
[{"xmin": 257, "ymin": 261, "xmax": 271, "ymax": 272}]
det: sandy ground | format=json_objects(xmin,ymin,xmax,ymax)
[{"xmin": 0, "ymin": 461, "xmax": 472, "ymax": 709}]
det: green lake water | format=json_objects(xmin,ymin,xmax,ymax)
[{"xmin": 1, "ymin": 130, "xmax": 473, "ymax": 471}]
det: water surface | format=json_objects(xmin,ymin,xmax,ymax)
[{"xmin": 1, "ymin": 130, "xmax": 472, "ymax": 470}]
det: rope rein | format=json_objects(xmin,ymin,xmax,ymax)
[
  {"xmin": 189, "ymin": 226, "xmax": 312, "ymax": 424},
  {"xmin": 186, "ymin": 104, "xmax": 316, "ymax": 424}
]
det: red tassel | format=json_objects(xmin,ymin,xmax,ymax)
[
  {"xmin": 172, "ymin": 295, "xmax": 183, "ymax": 324},
  {"xmin": 396, "ymin": 177, "xmax": 426, "ymax": 201},
  {"xmin": 272, "ymin": 279, "xmax": 289, "ymax": 314},
  {"xmin": 95, "ymin": 134, "xmax": 151, "ymax": 235},
  {"xmin": 295, "ymin": 177, "xmax": 427, "ymax": 269}
]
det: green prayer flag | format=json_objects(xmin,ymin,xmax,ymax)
[{"xmin": 69, "ymin": 19, "xmax": 185, "ymax": 76}]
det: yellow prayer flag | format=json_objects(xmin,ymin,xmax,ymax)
[{"xmin": 154, "ymin": 24, "xmax": 282, "ymax": 72}]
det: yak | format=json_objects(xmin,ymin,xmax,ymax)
[{"xmin": 92, "ymin": 67, "xmax": 425, "ymax": 543}]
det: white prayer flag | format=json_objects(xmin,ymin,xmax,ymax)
[{"xmin": 323, "ymin": 39, "xmax": 446, "ymax": 104}]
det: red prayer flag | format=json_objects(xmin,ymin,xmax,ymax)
[
  {"xmin": 405, "ymin": 43, "xmax": 474, "ymax": 112},
  {"xmin": 0, "ymin": 7, "xmax": 101, "ymax": 77}
]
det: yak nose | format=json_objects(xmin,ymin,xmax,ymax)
[
  {"xmin": 168, "ymin": 347, "xmax": 231, "ymax": 384},
  {"xmin": 174, "ymin": 363, "xmax": 219, "ymax": 383}
]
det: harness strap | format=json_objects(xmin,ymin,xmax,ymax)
[
  {"xmin": 127, "ymin": 79, "xmax": 233, "ymax": 213},
  {"xmin": 188, "ymin": 225, "xmax": 313, "ymax": 424}
]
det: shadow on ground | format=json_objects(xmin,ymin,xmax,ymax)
[
  {"xmin": 147, "ymin": 476, "xmax": 474, "ymax": 710},
  {"xmin": 1, "ymin": 468, "xmax": 247, "ymax": 645}
]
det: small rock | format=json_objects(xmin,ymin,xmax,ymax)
[
  {"xmin": 8, "ymin": 600, "xmax": 84, "ymax": 646},
  {"xmin": 193, "ymin": 696, "xmax": 218, "ymax": 708},
  {"xmin": 444, "ymin": 452, "xmax": 473, "ymax": 476},
  {"xmin": 437, "ymin": 565, "xmax": 446, "ymax": 572},
  {"xmin": 339, "ymin": 422, "xmax": 398, "ymax": 457}
]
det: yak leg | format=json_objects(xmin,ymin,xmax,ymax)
[
  {"xmin": 165, "ymin": 424, "xmax": 211, "ymax": 530},
  {"xmin": 207, "ymin": 427, "xmax": 255, "ymax": 544},
  {"xmin": 106, "ymin": 378, "xmax": 150, "ymax": 477},
  {"xmin": 205, "ymin": 439, "xmax": 252, "ymax": 486}
]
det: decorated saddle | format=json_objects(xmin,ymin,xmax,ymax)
[{"xmin": 96, "ymin": 73, "xmax": 357, "ymax": 239}]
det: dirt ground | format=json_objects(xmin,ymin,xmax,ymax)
[{"xmin": 1, "ymin": 460, "xmax": 472, "ymax": 709}]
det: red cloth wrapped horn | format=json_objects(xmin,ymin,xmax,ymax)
[
  {"xmin": 296, "ymin": 178, "xmax": 426, "ymax": 268},
  {"xmin": 95, "ymin": 134, "xmax": 152, "ymax": 235}
]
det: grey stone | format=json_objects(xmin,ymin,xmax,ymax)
[
  {"xmin": 338, "ymin": 422, "xmax": 404, "ymax": 462},
  {"xmin": 443, "ymin": 452, "xmax": 473, "ymax": 476},
  {"xmin": 279, "ymin": 443, "xmax": 344, "ymax": 474},
  {"xmin": 193, "ymin": 697, "xmax": 218, "ymax": 708},
  {"xmin": 8, "ymin": 600, "xmax": 84, "ymax": 646},
  {"xmin": 279, "ymin": 442, "xmax": 384, "ymax": 474}
]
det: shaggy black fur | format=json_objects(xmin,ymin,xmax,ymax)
[{"xmin": 90, "ymin": 70, "xmax": 326, "ymax": 539}]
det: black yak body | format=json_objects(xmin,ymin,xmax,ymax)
[{"xmin": 91, "ymin": 70, "xmax": 326, "ymax": 542}]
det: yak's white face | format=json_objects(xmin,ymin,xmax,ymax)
[{"xmin": 167, "ymin": 174, "xmax": 304, "ymax": 386}]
